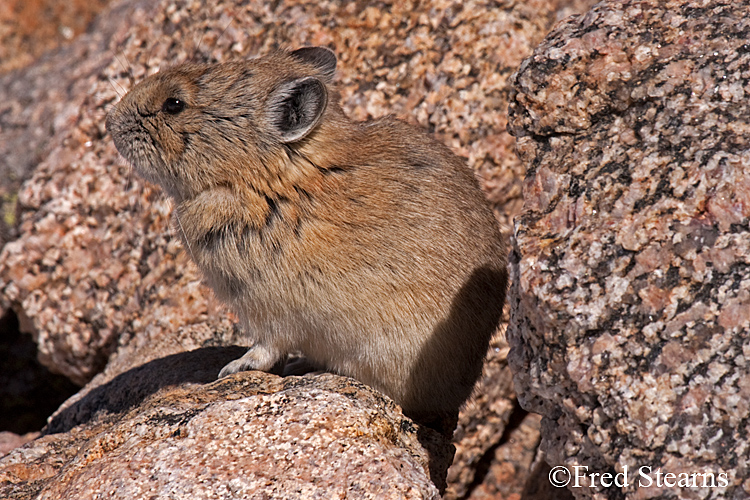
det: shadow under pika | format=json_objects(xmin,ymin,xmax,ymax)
[
  {"xmin": 403, "ymin": 266, "xmax": 507, "ymax": 425},
  {"xmin": 44, "ymin": 345, "xmax": 249, "ymax": 435},
  {"xmin": 44, "ymin": 344, "xmax": 455, "ymax": 493}
]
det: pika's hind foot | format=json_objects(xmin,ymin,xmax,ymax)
[{"xmin": 282, "ymin": 354, "xmax": 323, "ymax": 376}]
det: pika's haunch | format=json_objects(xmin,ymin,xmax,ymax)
[{"xmin": 106, "ymin": 47, "xmax": 507, "ymax": 428}]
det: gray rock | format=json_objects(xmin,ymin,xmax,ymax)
[{"xmin": 508, "ymin": 0, "xmax": 750, "ymax": 498}]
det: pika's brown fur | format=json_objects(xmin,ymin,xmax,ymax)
[{"xmin": 106, "ymin": 47, "xmax": 507, "ymax": 428}]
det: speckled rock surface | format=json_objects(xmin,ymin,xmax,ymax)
[
  {"xmin": 445, "ymin": 332, "xmax": 541, "ymax": 500},
  {"xmin": 0, "ymin": 367, "xmax": 451, "ymax": 499},
  {"xmin": 0, "ymin": 0, "xmax": 139, "ymax": 247},
  {"xmin": 446, "ymin": 334, "xmax": 516, "ymax": 499},
  {"xmin": 0, "ymin": 0, "xmax": 112, "ymax": 73},
  {"xmin": 507, "ymin": 0, "xmax": 750, "ymax": 498}
]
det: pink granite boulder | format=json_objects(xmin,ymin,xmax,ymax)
[{"xmin": 508, "ymin": 0, "xmax": 750, "ymax": 498}]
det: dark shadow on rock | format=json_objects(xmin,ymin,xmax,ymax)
[
  {"xmin": 44, "ymin": 346, "xmax": 454, "ymax": 495},
  {"xmin": 417, "ymin": 424, "xmax": 456, "ymax": 494},
  {"xmin": 522, "ymin": 459, "xmax": 576, "ymax": 500},
  {"xmin": 44, "ymin": 345, "xmax": 248, "ymax": 434},
  {"xmin": 0, "ymin": 309, "xmax": 80, "ymax": 434},
  {"xmin": 405, "ymin": 265, "xmax": 508, "ymax": 493}
]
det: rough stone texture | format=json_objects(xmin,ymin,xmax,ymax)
[
  {"xmin": 458, "ymin": 409, "xmax": 545, "ymax": 500},
  {"xmin": 0, "ymin": 0, "xmax": 112, "ymax": 73},
  {"xmin": 0, "ymin": 0, "xmax": 135, "ymax": 247},
  {"xmin": 445, "ymin": 331, "xmax": 533, "ymax": 500},
  {"xmin": 0, "ymin": 0, "xmax": 114, "ymax": 443},
  {"xmin": 0, "ymin": 0, "xmax": 598, "ymax": 496},
  {"xmin": 507, "ymin": 0, "xmax": 750, "ymax": 498},
  {"xmin": 522, "ymin": 456, "xmax": 577, "ymax": 500},
  {"xmin": 0, "ymin": 363, "xmax": 451, "ymax": 500}
]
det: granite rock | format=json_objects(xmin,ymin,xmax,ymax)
[
  {"xmin": 445, "ymin": 333, "xmax": 529, "ymax": 500},
  {"xmin": 507, "ymin": 0, "xmax": 750, "ymax": 498},
  {"xmin": 0, "ymin": 0, "xmax": 138, "ymax": 247},
  {"xmin": 0, "ymin": 0, "xmax": 112, "ymax": 73},
  {"xmin": 0, "ymin": 361, "xmax": 451, "ymax": 499}
]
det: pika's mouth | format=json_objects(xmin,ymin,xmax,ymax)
[{"xmin": 106, "ymin": 106, "xmax": 175, "ymax": 194}]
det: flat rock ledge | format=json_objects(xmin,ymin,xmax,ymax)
[{"xmin": 0, "ymin": 350, "xmax": 452, "ymax": 500}]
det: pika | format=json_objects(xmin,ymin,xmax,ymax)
[{"xmin": 106, "ymin": 47, "xmax": 507, "ymax": 428}]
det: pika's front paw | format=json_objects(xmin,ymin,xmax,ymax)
[{"xmin": 218, "ymin": 344, "xmax": 281, "ymax": 378}]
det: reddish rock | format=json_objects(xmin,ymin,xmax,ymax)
[
  {"xmin": 0, "ymin": 0, "xmax": 112, "ymax": 73},
  {"xmin": 0, "ymin": 432, "xmax": 39, "ymax": 458},
  {"xmin": 1, "ymin": 367, "xmax": 451, "ymax": 499}
]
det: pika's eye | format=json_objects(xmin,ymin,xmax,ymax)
[{"xmin": 161, "ymin": 97, "xmax": 185, "ymax": 114}]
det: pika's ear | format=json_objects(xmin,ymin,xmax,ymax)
[
  {"xmin": 269, "ymin": 76, "xmax": 328, "ymax": 143},
  {"xmin": 290, "ymin": 47, "xmax": 337, "ymax": 81}
]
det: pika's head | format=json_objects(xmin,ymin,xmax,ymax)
[{"xmin": 106, "ymin": 47, "xmax": 336, "ymax": 201}]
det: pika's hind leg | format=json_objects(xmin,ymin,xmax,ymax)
[
  {"xmin": 218, "ymin": 344, "xmax": 282, "ymax": 378},
  {"xmin": 282, "ymin": 353, "xmax": 323, "ymax": 376}
]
